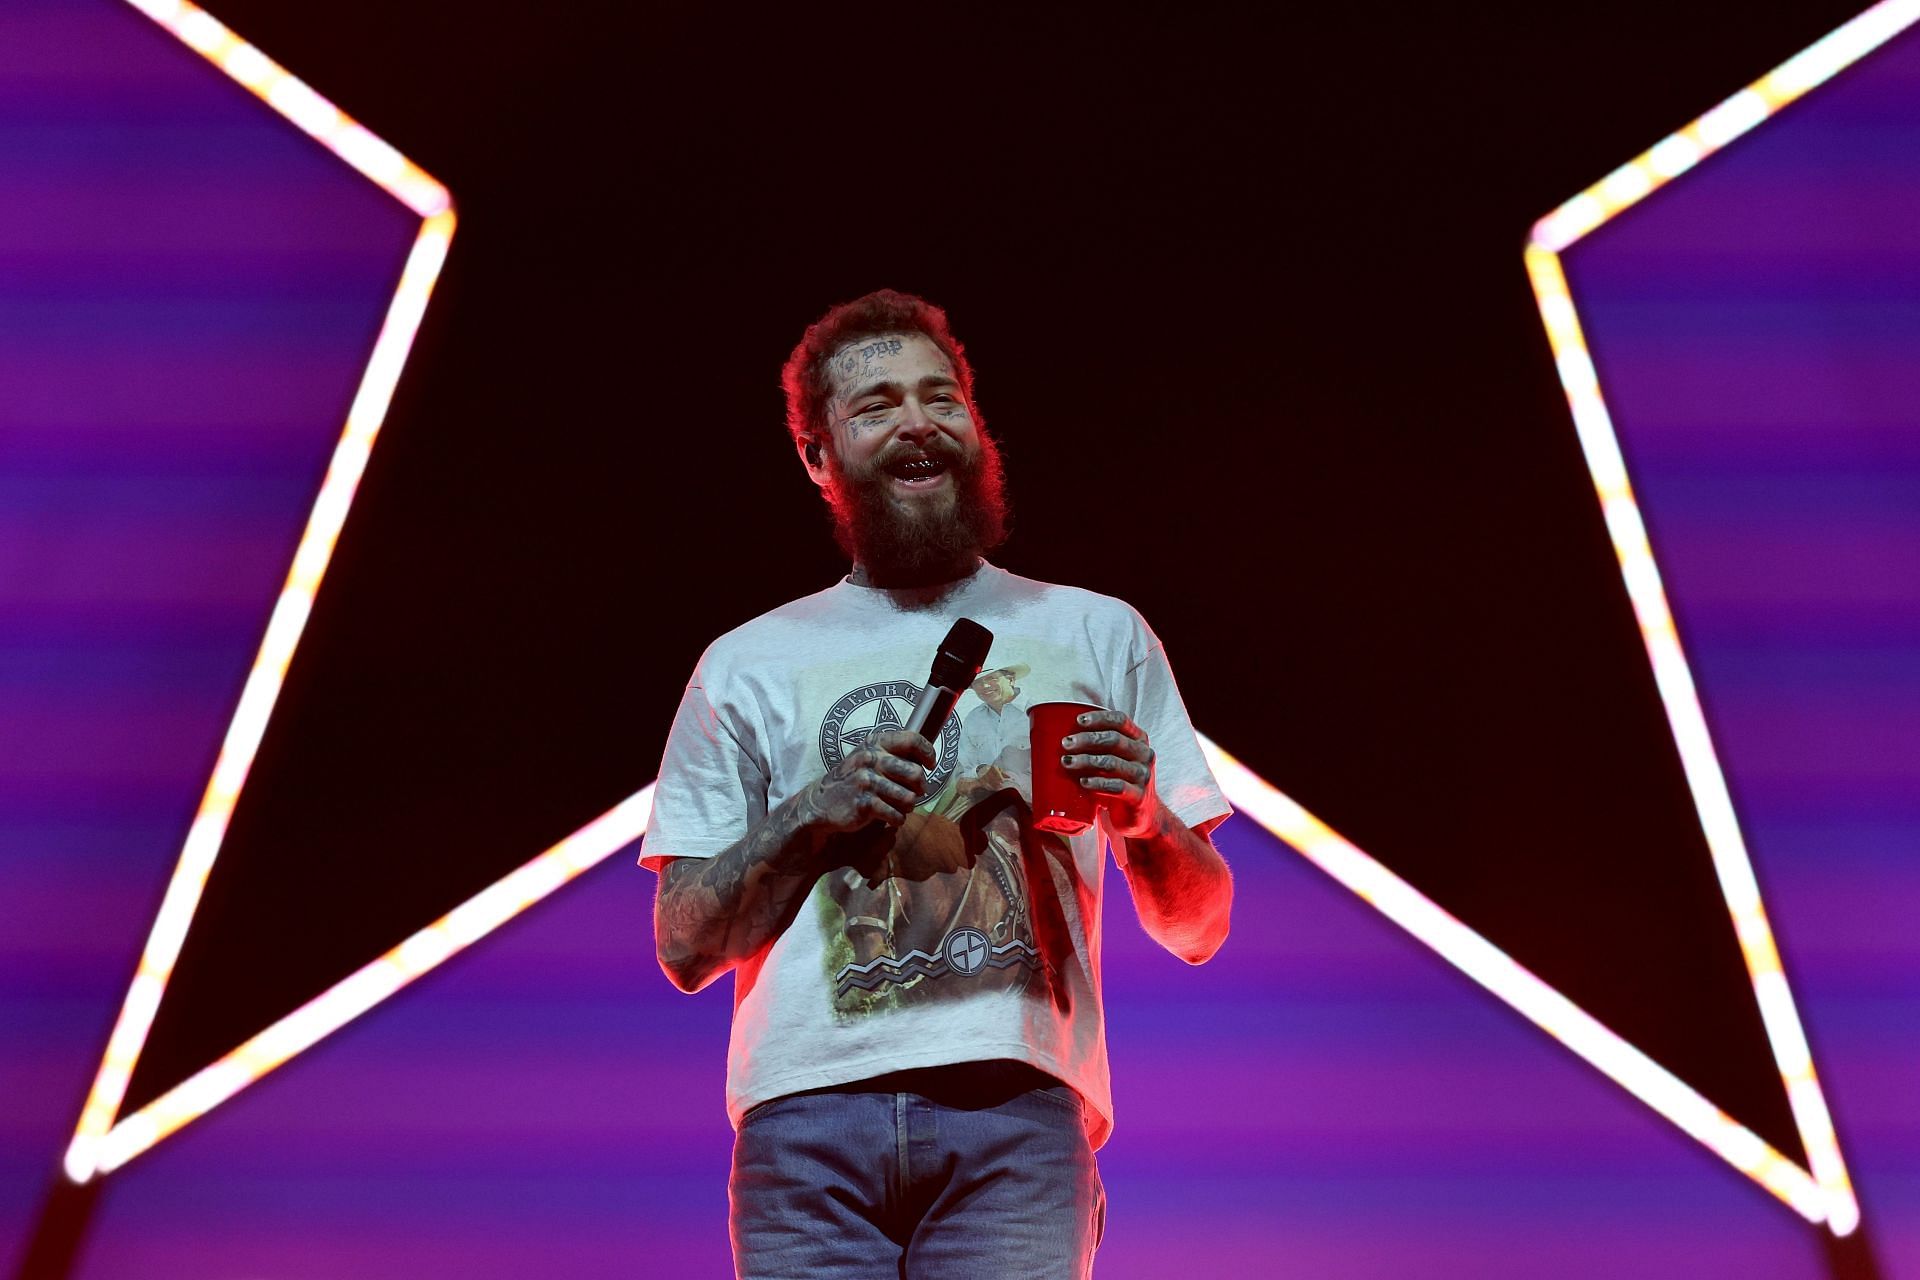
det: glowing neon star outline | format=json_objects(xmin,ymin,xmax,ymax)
[
  {"xmin": 1519, "ymin": 0, "xmax": 1920, "ymax": 1237},
  {"xmin": 68, "ymin": 0, "xmax": 1897, "ymax": 1245},
  {"xmin": 64, "ymin": 0, "xmax": 458, "ymax": 1183}
]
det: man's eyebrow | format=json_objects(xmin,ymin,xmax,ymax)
[
  {"xmin": 839, "ymin": 374, "xmax": 961, "ymax": 406},
  {"xmin": 841, "ymin": 378, "xmax": 901, "ymax": 405}
]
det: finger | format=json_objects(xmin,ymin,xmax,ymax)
[
  {"xmin": 870, "ymin": 773, "xmax": 923, "ymax": 810},
  {"xmin": 871, "ymin": 753, "xmax": 929, "ymax": 791},
  {"xmin": 872, "ymin": 729, "xmax": 938, "ymax": 767},
  {"xmin": 1077, "ymin": 774, "xmax": 1143, "ymax": 798},
  {"xmin": 1059, "ymin": 729, "xmax": 1152, "ymax": 761},
  {"xmin": 1074, "ymin": 708, "xmax": 1142, "ymax": 740},
  {"xmin": 1062, "ymin": 754, "xmax": 1151, "ymax": 785},
  {"xmin": 846, "ymin": 746, "xmax": 927, "ymax": 787},
  {"xmin": 860, "ymin": 786, "xmax": 915, "ymax": 825}
]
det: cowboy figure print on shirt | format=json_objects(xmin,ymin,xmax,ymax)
[{"xmin": 817, "ymin": 661, "xmax": 1065, "ymax": 1018}]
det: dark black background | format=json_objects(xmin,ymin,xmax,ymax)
[{"xmin": 128, "ymin": 0, "xmax": 1875, "ymax": 1172}]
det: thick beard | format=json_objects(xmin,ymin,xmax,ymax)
[{"xmin": 825, "ymin": 431, "xmax": 1012, "ymax": 588}]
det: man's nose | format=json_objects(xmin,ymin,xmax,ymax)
[{"xmin": 895, "ymin": 399, "xmax": 936, "ymax": 436}]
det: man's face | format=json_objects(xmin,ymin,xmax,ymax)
[
  {"xmin": 973, "ymin": 670, "xmax": 1015, "ymax": 710},
  {"xmin": 807, "ymin": 332, "xmax": 1010, "ymax": 586}
]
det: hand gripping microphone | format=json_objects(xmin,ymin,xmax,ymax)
[{"xmin": 902, "ymin": 618, "xmax": 993, "ymax": 739}]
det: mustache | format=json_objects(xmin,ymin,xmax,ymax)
[{"xmin": 871, "ymin": 438, "xmax": 966, "ymax": 470}]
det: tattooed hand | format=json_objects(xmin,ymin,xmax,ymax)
[
  {"xmin": 653, "ymin": 729, "xmax": 938, "ymax": 992},
  {"xmin": 799, "ymin": 729, "xmax": 936, "ymax": 833},
  {"xmin": 1061, "ymin": 709, "xmax": 1234, "ymax": 965},
  {"xmin": 1059, "ymin": 709, "xmax": 1158, "ymax": 838}
]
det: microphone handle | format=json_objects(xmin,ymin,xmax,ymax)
[{"xmin": 902, "ymin": 682, "xmax": 962, "ymax": 739}]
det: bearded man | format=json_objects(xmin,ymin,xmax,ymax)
[{"xmin": 642, "ymin": 289, "xmax": 1233, "ymax": 1280}]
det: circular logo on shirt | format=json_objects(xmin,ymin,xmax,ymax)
[
  {"xmin": 944, "ymin": 927, "xmax": 990, "ymax": 976},
  {"xmin": 819, "ymin": 679, "xmax": 962, "ymax": 803}
]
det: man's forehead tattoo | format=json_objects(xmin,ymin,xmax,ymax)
[{"xmin": 831, "ymin": 336, "xmax": 907, "ymax": 383}]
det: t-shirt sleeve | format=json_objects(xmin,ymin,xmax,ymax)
[
  {"xmin": 638, "ymin": 674, "xmax": 769, "ymax": 874},
  {"xmin": 1117, "ymin": 614, "xmax": 1232, "ymax": 846}
]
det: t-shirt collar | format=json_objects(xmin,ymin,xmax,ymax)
[{"xmin": 836, "ymin": 558, "xmax": 995, "ymax": 610}]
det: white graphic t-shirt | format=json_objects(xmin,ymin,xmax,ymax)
[{"xmin": 640, "ymin": 562, "xmax": 1230, "ymax": 1148}]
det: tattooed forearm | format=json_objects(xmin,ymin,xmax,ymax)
[
  {"xmin": 654, "ymin": 728, "xmax": 936, "ymax": 993},
  {"xmin": 654, "ymin": 791, "xmax": 824, "ymax": 993},
  {"xmin": 1120, "ymin": 803, "xmax": 1233, "ymax": 966}
]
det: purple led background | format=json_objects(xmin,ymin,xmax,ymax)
[
  {"xmin": 49, "ymin": 821, "xmax": 1830, "ymax": 1279},
  {"xmin": 0, "ymin": 0, "xmax": 1911, "ymax": 1276},
  {"xmin": 0, "ymin": 0, "xmax": 415, "ymax": 1265},
  {"xmin": 1565, "ymin": 20, "xmax": 1920, "ymax": 1274}
]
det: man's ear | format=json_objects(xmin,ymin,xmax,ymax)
[{"xmin": 798, "ymin": 435, "xmax": 830, "ymax": 489}]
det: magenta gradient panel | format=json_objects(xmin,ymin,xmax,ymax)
[
  {"xmin": 1564, "ymin": 21, "xmax": 1920, "ymax": 1273},
  {"xmin": 0, "ymin": 0, "xmax": 414, "ymax": 1268},
  {"xmin": 61, "ymin": 820, "xmax": 1825, "ymax": 1278}
]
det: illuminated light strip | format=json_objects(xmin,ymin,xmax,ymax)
[
  {"xmin": 1532, "ymin": 0, "xmax": 1920, "ymax": 251},
  {"xmin": 64, "ymin": 1, "xmax": 457, "ymax": 1184},
  {"xmin": 79, "ymin": 787, "xmax": 654, "ymax": 1178},
  {"xmin": 1520, "ymin": 0, "xmax": 1920, "ymax": 1238},
  {"xmin": 1198, "ymin": 737, "xmax": 1829, "ymax": 1224},
  {"xmin": 123, "ymin": 0, "xmax": 450, "ymax": 216}
]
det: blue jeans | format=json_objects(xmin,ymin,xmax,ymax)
[{"xmin": 729, "ymin": 1061, "xmax": 1106, "ymax": 1280}]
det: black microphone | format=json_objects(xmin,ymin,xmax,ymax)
[{"xmin": 903, "ymin": 618, "xmax": 993, "ymax": 739}]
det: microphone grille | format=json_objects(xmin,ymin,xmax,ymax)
[{"xmin": 931, "ymin": 618, "xmax": 993, "ymax": 687}]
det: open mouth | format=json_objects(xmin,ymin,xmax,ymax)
[{"xmin": 885, "ymin": 456, "xmax": 951, "ymax": 487}]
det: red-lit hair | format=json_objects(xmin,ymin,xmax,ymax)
[{"xmin": 780, "ymin": 288, "xmax": 980, "ymax": 447}]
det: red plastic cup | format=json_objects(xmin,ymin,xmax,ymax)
[{"xmin": 1029, "ymin": 701, "xmax": 1104, "ymax": 834}]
